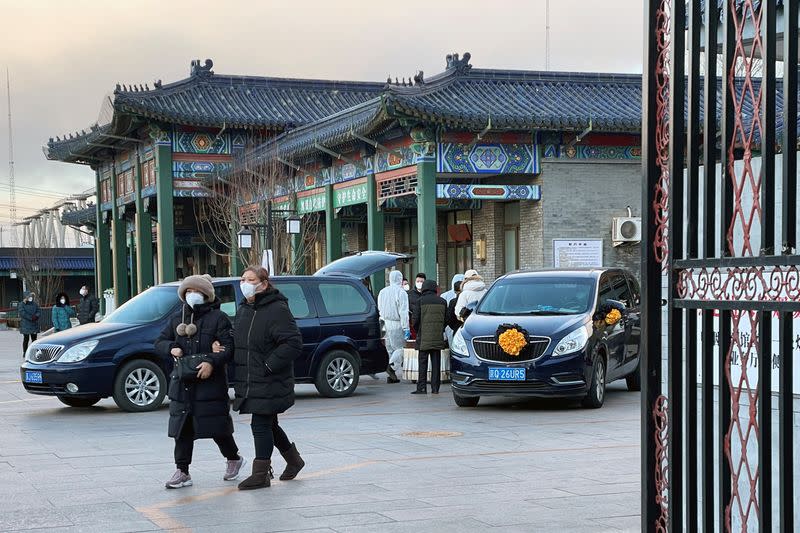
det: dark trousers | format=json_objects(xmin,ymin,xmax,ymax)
[
  {"xmin": 22, "ymin": 334, "xmax": 37, "ymax": 355},
  {"xmin": 174, "ymin": 417, "xmax": 239, "ymax": 474},
  {"xmin": 251, "ymin": 413, "xmax": 292, "ymax": 460},
  {"xmin": 417, "ymin": 350, "xmax": 441, "ymax": 393}
]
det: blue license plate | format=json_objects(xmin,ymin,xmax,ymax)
[
  {"xmin": 488, "ymin": 367, "xmax": 526, "ymax": 381},
  {"xmin": 24, "ymin": 371, "xmax": 43, "ymax": 384}
]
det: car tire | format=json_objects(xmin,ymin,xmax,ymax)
[
  {"xmin": 582, "ymin": 355, "xmax": 606, "ymax": 409},
  {"xmin": 452, "ymin": 390, "xmax": 479, "ymax": 408},
  {"xmin": 57, "ymin": 396, "xmax": 101, "ymax": 408},
  {"xmin": 315, "ymin": 350, "xmax": 360, "ymax": 398},
  {"xmin": 112, "ymin": 359, "xmax": 167, "ymax": 412},
  {"xmin": 626, "ymin": 360, "xmax": 642, "ymax": 392}
]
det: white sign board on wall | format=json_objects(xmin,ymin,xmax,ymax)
[{"xmin": 553, "ymin": 239, "xmax": 603, "ymax": 268}]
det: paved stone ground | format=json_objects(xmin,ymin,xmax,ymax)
[{"xmin": 0, "ymin": 330, "xmax": 641, "ymax": 532}]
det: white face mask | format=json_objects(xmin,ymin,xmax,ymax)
[
  {"xmin": 59, "ymin": 298, "xmax": 66, "ymax": 305},
  {"xmin": 415, "ymin": 281, "xmax": 424, "ymax": 291},
  {"xmin": 80, "ymin": 289, "xmax": 88, "ymax": 296},
  {"xmin": 402, "ymin": 283, "xmax": 410, "ymax": 292},
  {"xmin": 185, "ymin": 292, "xmax": 205, "ymax": 308},
  {"xmin": 28, "ymin": 296, "xmax": 34, "ymax": 302},
  {"xmin": 240, "ymin": 281, "xmax": 259, "ymax": 299}
]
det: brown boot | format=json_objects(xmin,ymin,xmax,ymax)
[
  {"xmin": 237, "ymin": 459, "xmax": 272, "ymax": 490},
  {"xmin": 279, "ymin": 443, "xmax": 305, "ymax": 480}
]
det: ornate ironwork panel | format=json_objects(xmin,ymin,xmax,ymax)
[{"xmin": 643, "ymin": 1, "xmax": 798, "ymax": 531}]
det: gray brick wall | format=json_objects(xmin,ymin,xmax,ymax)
[
  {"xmin": 540, "ymin": 160, "xmax": 641, "ymax": 276},
  {"xmin": 520, "ymin": 176, "xmax": 545, "ymax": 270},
  {"xmin": 471, "ymin": 202, "xmax": 505, "ymax": 284}
]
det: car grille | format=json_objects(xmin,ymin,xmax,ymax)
[
  {"xmin": 25, "ymin": 344, "xmax": 64, "ymax": 364},
  {"xmin": 468, "ymin": 380, "xmax": 551, "ymax": 392},
  {"xmin": 472, "ymin": 336, "xmax": 550, "ymax": 363}
]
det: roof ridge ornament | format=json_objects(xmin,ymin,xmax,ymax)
[
  {"xmin": 445, "ymin": 52, "xmax": 472, "ymax": 73},
  {"xmin": 191, "ymin": 59, "xmax": 214, "ymax": 78}
]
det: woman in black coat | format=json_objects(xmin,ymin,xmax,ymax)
[
  {"xmin": 155, "ymin": 274, "xmax": 245, "ymax": 489},
  {"xmin": 233, "ymin": 266, "xmax": 305, "ymax": 490}
]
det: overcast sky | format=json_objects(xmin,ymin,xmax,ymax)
[{"xmin": 0, "ymin": 0, "xmax": 643, "ymax": 235}]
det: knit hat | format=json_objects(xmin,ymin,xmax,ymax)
[{"xmin": 178, "ymin": 274, "xmax": 215, "ymax": 303}]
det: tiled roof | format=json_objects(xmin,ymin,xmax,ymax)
[
  {"xmin": 46, "ymin": 59, "xmax": 384, "ymax": 163},
  {"xmin": 0, "ymin": 256, "xmax": 95, "ymax": 271}
]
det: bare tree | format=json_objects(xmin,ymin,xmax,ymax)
[
  {"xmin": 14, "ymin": 247, "xmax": 65, "ymax": 305},
  {"xmin": 194, "ymin": 138, "xmax": 321, "ymax": 274}
]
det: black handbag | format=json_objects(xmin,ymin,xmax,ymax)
[{"xmin": 174, "ymin": 354, "xmax": 212, "ymax": 382}]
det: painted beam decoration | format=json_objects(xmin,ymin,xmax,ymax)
[
  {"xmin": 333, "ymin": 179, "xmax": 368, "ymax": 208},
  {"xmin": 437, "ymin": 143, "xmax": 539, "ymax": 174},
  {"xmin": 436, "ymin": 184, "xmax": 541, "ymax": 201}
]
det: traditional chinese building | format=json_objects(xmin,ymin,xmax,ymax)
[
  {"xmin": 47, "ymin": 54, "xmax": 645, "ymax": 306},
  {"xmin": 242, "ymin": 53, "xmax": 643, "ymax": 289},
  {"xmin": 45, "ymin": 60, "xmax": 384, "ymax": 308}
]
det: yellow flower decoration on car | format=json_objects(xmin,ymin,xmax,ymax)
[
  {"xmin": 498, "ymin": 328, "xmax": 528, "ymax": 356},
  {"xmin": 605, "ymin": 309, "xmax": 622, "ymax": 326}
]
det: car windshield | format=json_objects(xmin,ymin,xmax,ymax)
[
  {"xmin": 103, "ymin": 287, "xmax": 180, "ymax": 324},
  {"xmin": 477, "ymin": 276, "xmax": 596, "ymax": 316}
]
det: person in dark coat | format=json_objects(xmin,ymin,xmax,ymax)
[
  {"xmin": 445, "ymin": 280, "xmax": 463, "ymax": 342},
  {"xmin": 233, "ymin": 266, "xmax": 306, "ymax": 491},
  {"xmin": 411, "ymin": 279, "xmax": 448, "ymax": 394},
  {"xmin": 155, "ymin": 274, "xmax": 245, "ymax": 489},
  {"xmin": 51, "ymin": 292, "xmax": 76, "ymax": 332},
  {"xmin": 76, "ymin": 285, "xmax": 100, "ymax": 325},
  {"xmin": 407, "ymin": 272, "xmax": 426, "ymax": 339},
  {"xmin": 18, "ymin": 292, "xmax": 41, "ymax": 357}
]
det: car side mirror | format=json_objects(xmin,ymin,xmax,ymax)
[{"xmin": 466, "ymin": 301, "xmax": 478, "ymax": 312}]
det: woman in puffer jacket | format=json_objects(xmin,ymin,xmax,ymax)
[
  {"xmin": 454, "ymin": 269, "xmax": 488, "ymax": 321},
  {"xmin": 232, "ymin": 266, "xmax": 306, "ymax": 491}
]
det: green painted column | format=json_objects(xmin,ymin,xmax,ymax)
[
  {"xmin": 94, "ymin": 169, "xmax": 113, "ymax": 314},
  {"xmin": 367, "ymin": 174, "xmax": 385, "ymax": 291},
  {"xmin": 109, "ymin": 167, "xmax": 130, "ymax": 306},
  {"xmin": 229, "ymin": 202, "xmax": 243, "ymax": 276},
  {"xmin": 154, "ymin": 132, "xmax": 176, "ymax": 282},
  {"xmin": 133, "ymin": 154, "xmax": 154, "ymax": 292},
  {"xmin": 416, "ymin": 155, "xmax": 438, "ymax": 279},
  {"xmin": 128, "ymin": 230, "xmax": 137, "ymax": 297},
  {"xmin": 291, "ymin": 232, "xmax": 305, "ymax": 274},
  {"xmin": 325, "ymin": 185, "xmax": 342, "ymax": 263}
]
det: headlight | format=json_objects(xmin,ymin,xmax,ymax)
[
  {"xmin": 58, "ymin": 340, "xmax": 99, "ymax": 363},
  {"xmin": 451, "ymin": 329, "xmax": 469, "ymax": 356},
  {"xmin": 552, "ymin": 327, "xmax": 589, "ymax": 357}
]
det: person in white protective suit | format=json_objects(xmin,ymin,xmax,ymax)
[{"xmin": 377, "ymin": 270, "xmax": 410, "ymax": 383}]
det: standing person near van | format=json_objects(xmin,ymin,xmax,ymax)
[
  {"xmin": 76, "ymin": 286, "xmax": 100, "ymax": 325},
  {"xmin": 155, "ymin": 274, "xmax": 245, "ymax": 489},
  {"xmin": 454, "ymin": 269, "xmax": 488, "ymax": 321},
  {"xmin": 18, "ymin": 292, "xmax": 41, "ymax": 357},
  {"xmin": 377, "ymin": 270, "xmax": 410, "ymax": 384},
  {"xmin": 411, "ymin": 279, "xmax": 447, "ymax": 395},
  {"xmin": 51, "ymin": 292, "xmax": 76, "ymax": 332},
  {"xmin": 233, "ymin": 266, "xmax": 306, "ymax": 490}
]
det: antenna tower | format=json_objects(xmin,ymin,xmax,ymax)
[{"xmin": 6, "ymin": 68, "xmax": 17, "ymax": 243}]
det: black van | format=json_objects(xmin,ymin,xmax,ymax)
[{"xmin": 20, "ymin": 252, "xmax": 409, "ymax": 412}]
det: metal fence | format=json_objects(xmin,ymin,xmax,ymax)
[{"xmin": 643, "ymin": 1, "xmax": 798, "ymax": 531}]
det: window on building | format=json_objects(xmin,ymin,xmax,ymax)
[
  {"xmin": 318, "ymin": 283, "xmax": 369, "ymax": 316},
  {"xmin": 397, "ymin": 218, "xmax": 419, "ymax": 280},
  {"xmin": 446, "ymin": 210, "xmax": 472, "ymax": 282},
  {"xmin": 503, "ymin": 202, "xmax": 521, "ymax": 273}
]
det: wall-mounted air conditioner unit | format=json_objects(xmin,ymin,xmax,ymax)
[{"xmin": 612, "ymin": 216, "xmax": 642, "ymax": 245}]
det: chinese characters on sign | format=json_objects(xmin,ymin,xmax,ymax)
[
  {"xmin": 552, "ymin": 239, "xmax": 603, "ymax": 268},
  {"xmin": 333, "ymin": 182, "xmax": 368, "ymax": 208},
  {"xmin": 297, "ymin": 193, "xmax": 326, "ymax": 214}
]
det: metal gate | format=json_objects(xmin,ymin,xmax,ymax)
[{"xmin": 642, "ymin": 1, "xmax": 798, "ymax": 531}]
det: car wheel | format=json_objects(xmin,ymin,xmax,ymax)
[
  {"xmin": 57, "ymin": 396, "xmax": 101, "ymax": 408},
  {"xmin": 452, "ymin": 390, "xmax": 479, "ymax": 408},
  {"xmin": 582, "ymin": 355, "xmax": 606, "ymax": 409},
  {"xmin": 315, "ymin": 350, "xmax": 360, "ymax": 398},
  {"xmin": 626, "ymin": 360, "xmax": 642, "ymax": 392},
  {"xmin": 112, "ymin": 359, "xmax": 167, "ymax": 412}
]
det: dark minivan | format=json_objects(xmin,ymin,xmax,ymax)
[
  {"xmin": 450, "ymin": 268, "xmax": 641, "ymax": 409},
  {"xmin": 20, "ymin": 252, "xmax": 408, "ymax": 411}
]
